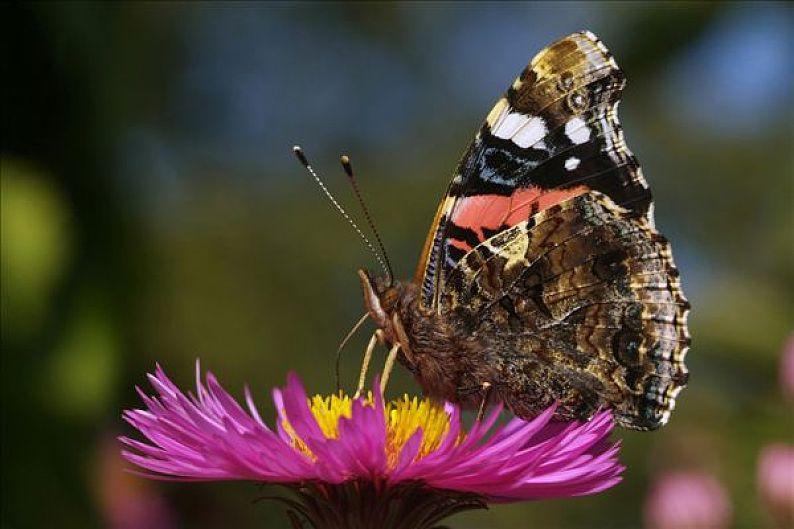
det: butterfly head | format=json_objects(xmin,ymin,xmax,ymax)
[{"xmin": 357, "ymin": 268, "xmax": 401, "ymax": 331}]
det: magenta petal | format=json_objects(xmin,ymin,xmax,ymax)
[
  {"xmin": 391, "ymin": 428, "xmax": 424, "ymax": 477},
  {"xmin": 279, "ymin": 373, "xmax": 325, "ymax": 443},
  {"xmin": 121, "ymin": 363, "xmax": 624, "ymax": 502}
]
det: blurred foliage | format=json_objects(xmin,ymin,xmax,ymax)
[
  {"xmin": 2, "ymin": 2, "xmax": 792, "ymax": 529},
  {"xmin": 1, "ymin": 160, "xmax": 72, "ymax": 339}
]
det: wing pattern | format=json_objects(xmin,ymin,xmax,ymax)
[
  {"xmin": 442, "ymin": 192, "xmax": 690, "ymax": 429},
  {"xmin": 417, "ymin": 31, "xmax": 653, "ymax": 311}
]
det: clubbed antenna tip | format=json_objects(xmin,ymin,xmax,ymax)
[
  {"xmin": 290, "ymin": 146, "xmax": 392, "ymax": 283},
  {"xmin": 340, "ymin": 155, "xmax": 353, "ymax": 176},
  {"xmin": 340, "ymin": 154, "xmax": 394, "ymax": 286},
  {"xmin": 293, "ymin": 145, "xmax": 309, "ymax": 166}
]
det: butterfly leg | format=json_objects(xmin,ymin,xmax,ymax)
[
  {"xmin": 335, "ymin": 312, "xmax": 369, "ymax": 392},
  {"xmin": 391, "ymin": 313, "xmax": 414, "ymax": 366},
  {"xmin": 475, "ymin": 382, "xmax": 493, "ymax": 423},
  {"xmin": 353, "ymin": 329, "xmax": 384, "ymax": 398},
  {"xmin": 379, "ymin": 342, "xmax": 401, "ymax": 396}
]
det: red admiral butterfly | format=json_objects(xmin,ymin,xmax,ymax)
[{"xmin": 302, "ymin": 31, "xmax": 690, "ymax": 430}]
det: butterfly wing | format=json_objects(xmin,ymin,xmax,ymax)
[
  {"xmin": 417, "ymin": 31, "xmax": 652, "ymax": 311},
  {"xmin": 442, "ymin": 192, "xmax": 690, "ymax": 430}
]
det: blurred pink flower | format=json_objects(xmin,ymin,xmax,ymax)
[
  {"xmin": 757, "ymin": 443, "xmax": 794, "ymax": 528},
  {"xmin": 120, "ymin": 363, "xmax": 624, "ymax": 528},
  {"xmin": 644, "ymin": 471, "xmax": 732, "ymax": 529},
  {"xmin": 95, "ymin": 433, "xmax": 175, "ymax": 529},
  {"xmin": 781, "ymin": 333, "xmax": 794, "ymax": 398}
]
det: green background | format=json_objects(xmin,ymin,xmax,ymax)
[{"xmin": 2, "ymin": 2, "xmax": 792, "ymax": 528}]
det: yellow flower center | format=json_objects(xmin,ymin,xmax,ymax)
[{"xmin": 282, "ymin": 392, "xmax": 453, "ymax": 467}]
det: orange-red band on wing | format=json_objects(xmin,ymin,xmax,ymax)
[{"xmin": 450, "ymin": 185, "xmax": 589, "ymax": 242}]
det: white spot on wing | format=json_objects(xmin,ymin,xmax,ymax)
[
  {"xmin": 565, "ymin": 117, "xmax": 591, "ymax": 145},
  {"xmin": 513, "ymin": 116, "xmax": 547, "ymax": 148},
  {"xmin": 491, "ymin": 111, "xmax": 527, "ymax": 139},
  {"xmin": 564, "ymin": 157, "xmax": 581, "ymax": 171},
  {"xmin": 491, "ymin": 110, "xmax": 548, "ymax": 150}
]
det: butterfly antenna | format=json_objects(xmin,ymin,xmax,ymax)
[
  {"xmin": 292, "ymin": 146, "xmax": 391, "ymax": 280},
  {"xmin": 340, "ymin": 155, "xmax": 394, "ymax": 286}
]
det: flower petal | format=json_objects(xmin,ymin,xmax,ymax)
[{"xmin": 121, "ymin": 363, "xmax": 624, "ymax": 501}]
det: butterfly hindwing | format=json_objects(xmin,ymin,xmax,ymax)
[
  {"xmin": 441, "ymin": 192, "xmax": 690, "ymax": 429},
  {"xmin": 417, "ymin": 31, "xmax": 653, "ymax": 311}
]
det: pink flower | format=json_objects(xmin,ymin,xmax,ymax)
[
  {"xmin": 120, "ymin": 363, "xmax": 624, "ymax": 527},
  {"xmin": 757, "ymin": 444, "xmax": 794, "ymax": 528},
  {"xmin": 644, "ymin": 471, "xmax": 732, "ymax": 529},
  {"xmin": 95, "ymin": 433, "xmax": 175, "ymax": 529}
]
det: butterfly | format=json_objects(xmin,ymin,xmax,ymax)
[{"xmin": 357, "ymin": 31, "xmax": 690, "ymax": 430}]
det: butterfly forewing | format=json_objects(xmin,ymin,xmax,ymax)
[{"xmin": 418, "ymin": 31, "xmax": 653, "ymax": 312}]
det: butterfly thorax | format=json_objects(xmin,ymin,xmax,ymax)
[{"xmin": 358, "ymin": 269, "xmax": 499, "ymax": 407}]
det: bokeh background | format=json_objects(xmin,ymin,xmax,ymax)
[{"xmin": 3, "ymin": 2, "xmax": 793, "ymax": 528}]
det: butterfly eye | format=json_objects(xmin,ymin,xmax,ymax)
[{"xmin": 382, "ymin": 287, "xmax": 399, "ymax": 311}]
